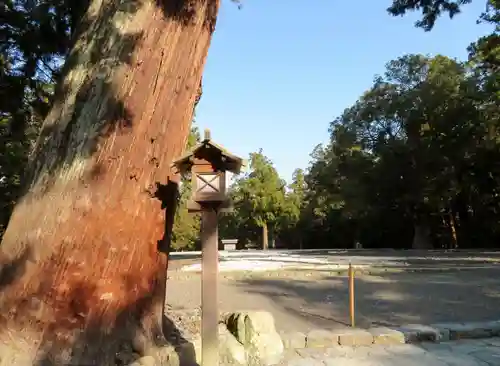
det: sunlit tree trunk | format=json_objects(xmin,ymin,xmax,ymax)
[
  {"xmin": 449, "ymin": 211, "xmax": 458, "ymax": 249},
  {"xmin": 0, "ymin": 0, "xmax": 219, "ymax": 364},
  {"xmin": 262, "ymin": 221, "xmax": 268, "ymax": 250}
]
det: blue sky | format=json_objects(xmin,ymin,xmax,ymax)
[{"xmin": 195, "ymin": 0, "xmax": 494, "ymax": 183}]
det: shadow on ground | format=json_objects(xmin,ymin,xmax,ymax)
[
  {"xmin": 31, "ymin": 308, "xmax": 199, "ymax": 365},
  {"xmin": 231, "ymin": 267, "xmax": 500, "ymax": 331}
]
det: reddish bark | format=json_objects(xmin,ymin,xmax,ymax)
[{"xmin": 0, "ymin": 0, "xmax": 219, "ymax": 363}]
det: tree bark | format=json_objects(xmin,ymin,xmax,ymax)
[{"xmin": 0, "ymin": 0, "xmax": 219, "ymax": 364}]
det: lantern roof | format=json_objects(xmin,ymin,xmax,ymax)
[{"xmin": 171, "ymin": 129, "xmax": 246, "ymax": 175}]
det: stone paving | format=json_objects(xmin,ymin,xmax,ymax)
[{"xmin": 278, "ymin": 338, "xmax": 500, "ymax": 365}]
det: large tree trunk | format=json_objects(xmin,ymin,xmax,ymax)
[{"xmin": 0, "ymin": 0, "xmax": 219, "ymax": 364}]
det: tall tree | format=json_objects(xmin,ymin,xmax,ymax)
[
  {"xmin": 385, "ymin": 0, "xmax": 500, "ymax": 249},
  {"xmin": 0, "ymin": 0, "xmax": 220, "ymax": 364},
  {"xmin": 279, "ymin": 168, "xmax": 307, "ymax": 248},
  {"xmin": 303, "ymin": 52, "xmax": 500, "ymax": 250},
  {"xmin": 231, "ymin": 150, "xmax": 287, "ymax": 250},
  {"xmin": 0, "ymin": 0, "xmax": 69, "ymax": 240}
]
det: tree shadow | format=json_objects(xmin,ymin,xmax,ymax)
[
  {"xmin": 230, "ymin": 267, "xmax": 500, "ymax": 331},
  {"xmin": 162, "ymin": 315, "xmax": 199, "ymax": 366},
  {"xmin": 30, "ymin": 279, "xmax": 199, "ymax": 366},
  {"xmin": 154, "ymin": 180, "xmax": 181, "ymax": 253},
  {"xmin": 0, "ymin": 246, "xmax": 32, "ymax": 290}
]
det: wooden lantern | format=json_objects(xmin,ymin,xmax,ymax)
[
  {"xmin": 172, "ymin": 129, "xmax": 245, "ymax": 212},
  {"xmin": 191, "ymin": 159, "xmax": 227, "ymax": 203},
  {"xmin": 171, "ymin": 129, "xmax": 245, "ymax": 366}
]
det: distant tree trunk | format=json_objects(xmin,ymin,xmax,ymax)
[
  {"xmin": 262, "ymin": 221, "xmax": 268, "ymax": 250},
  {"xmin": 0, "ymin": 0, "xmax": 219, "ymax": 364},
  {"xmin": 449, "ymin": 212, "xmax": 458, "ymax": 249}
]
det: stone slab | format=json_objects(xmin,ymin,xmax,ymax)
[
  {"xmin": 338, "ymin": 329, "xmax": 374, "ymax": 346},
  {"xmin": 281, "ymin": 320, "xmax": 500, "ymax": 351},
  {"xmin": 369, "ymin": 327, "xmax": 405, "ymax": 345},
  {"xmin": 305, "ymin": 329, "xmax": 339, "ymax": 348}
]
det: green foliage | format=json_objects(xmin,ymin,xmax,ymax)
[
  {"xmin": 303, "ymin": 50, "xmax": 500, "ymax": 249},
  {"xmin": 170, "ymin": 126, "xmax": 201, "ymax": 251},
  {"xmin": 294, "ymin": 0, "xmax": 499, "ymax": 249},
  {"xmin": 0, "ymin": 122, "xmax": 27, "ymax": 237},
  {"xmin": 170, "ymin": 183, "xmax": 201, "ymax": 251},
  {"xmin": 277, "ymin": 169, "xmax": 308, "ymax": 248},
  {"xmin": 0, "ymin": 0, "xmax": 80, "ymax": 239},
  {"xmin": 235, "ymin": 150, "xmax": 287, "ymax": 227},
  {"xmin": 285, "ymin": 168, "xmax": 306, "ymax": 223},
  {"xmin": 221, "ymin": 150, "xmax": 288, "ymax": 248},
  {"xmin": 387, "ymin": 0, "xmax": 473, "ymax": 31},
  {"xmin": 0, "ymin": 0, "xmax": 83, "ymax": 133}
]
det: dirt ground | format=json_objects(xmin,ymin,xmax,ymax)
[{"xmin": 165, "ymin": 268, "xmax": 500, "ymax": 336}]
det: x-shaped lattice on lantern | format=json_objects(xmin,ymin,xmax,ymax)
[{"xmin": 196, "ymin": 173, "xmax": 221, "ymax": 193}]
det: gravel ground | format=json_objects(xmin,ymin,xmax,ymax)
[
  {"xmin": 164, "ymin": 304, "xmax": 201, "ymax": 343},
  {"xmin": 165, "ymin": 268, "xmax": 500, "ymax": 337}
]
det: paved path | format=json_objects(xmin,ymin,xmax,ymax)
[{"xmin": 278, "ymin": 338, "xmax": 500, "ymax": 365}]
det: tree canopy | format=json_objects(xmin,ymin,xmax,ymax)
[{"xmin": 220, "ymin": 150, "xmax": 287, "ymax": 249}]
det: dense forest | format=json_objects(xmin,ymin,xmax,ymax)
[{"xmin": 2, "ymin": 1, "xmax": 500, "ymax": 253}]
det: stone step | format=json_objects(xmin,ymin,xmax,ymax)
[
  {"xmin": 126, "ymin": 318, "xmax": 500, "ymax": 365},
  {"xmin": 279, "ymin": 320, "xmax": 500, "ymax": 350}
]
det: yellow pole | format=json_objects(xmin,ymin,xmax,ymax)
[{"xmin": 348, "ymin": 262, "xmax": 355, "ymax": 327}]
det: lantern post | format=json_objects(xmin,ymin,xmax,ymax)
[{"xmin": 172, "ymin": 130, "xmax": 245, "ymax": 366}]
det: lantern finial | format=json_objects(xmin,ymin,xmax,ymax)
[{"xmin": 204, "ymin": 129, "xmax": 211, "ymax": 141}]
